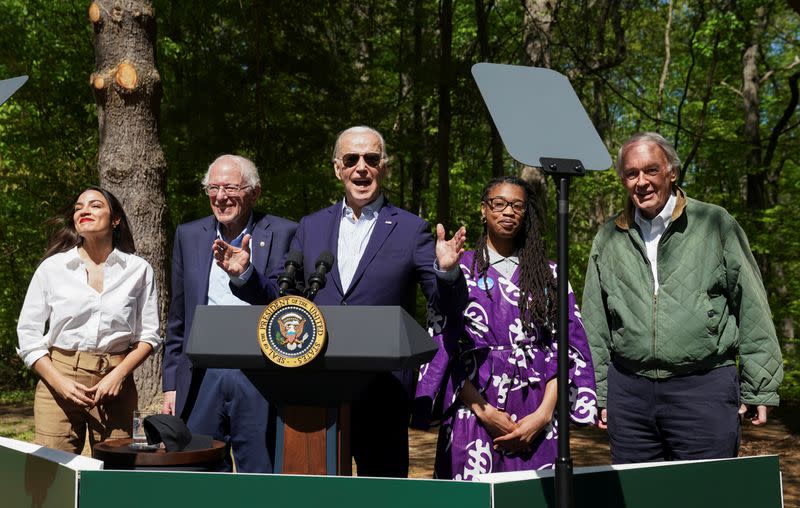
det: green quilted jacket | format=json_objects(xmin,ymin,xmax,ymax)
[{"xmin": 583, "ymin": 189, "xmax": 783, "ymax": 407}]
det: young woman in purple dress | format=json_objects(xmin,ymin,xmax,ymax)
[{"xmin": 416, "ymin": 176, "xmax": 598, "ymax": 480}]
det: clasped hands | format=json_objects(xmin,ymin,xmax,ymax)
[
  {"xmin": 477, "ymin": 404, "xmax": 551, "ymax": 454},
  {"xmin": 53, "ymin": 370, "xmax": 126, "ymax": 408}
]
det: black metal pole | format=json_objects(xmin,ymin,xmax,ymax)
[{"xmin": 554, "ymin": 174, "xmax": 573, "ymax": 508}]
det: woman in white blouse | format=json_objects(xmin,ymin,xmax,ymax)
[{"xmin": 17, "ymin": 187, "xmax": 161, "ymax": 453}]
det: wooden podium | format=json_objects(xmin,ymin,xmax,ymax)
[{"xmin": 185, "ymin": 305, "xmax": 437, "ymax": 475}]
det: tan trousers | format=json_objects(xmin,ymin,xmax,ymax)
[{"xmin": 34, "ymin": 348, "xmax": 137, "ymax": 454}]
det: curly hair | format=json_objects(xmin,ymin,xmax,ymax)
[{"xmin": 472, "ymin": 176, "xmax": 557, "ymax": 337}]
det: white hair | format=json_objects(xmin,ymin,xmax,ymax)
[
  {"xmin": 616, "ymin": 132, "xmax": 682, "ymax": 180},
  {"xmin": 202, "ymin": 154, "xmax": 261, "ymax": 189},
  {"xmin": 331, "ymin": 125, "xmax": 387, "ymax": 161}
]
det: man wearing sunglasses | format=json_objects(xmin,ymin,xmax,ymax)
[
  {"xmin": 162, "ymin": 154, "xmax": 297, "ymax": 472},
  {"xmin": 216, "ymin": 126, "xmax": 462, "ymax": 477}
]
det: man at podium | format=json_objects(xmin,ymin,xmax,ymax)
[{"xmin": 215, "ymin": 126, "xmax": 460, "ymax": 478}]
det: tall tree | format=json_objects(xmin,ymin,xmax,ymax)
[
  {"xmin": 738, "ymin": 3, "xmax": 799, "ymax": 339},
  {"xmin": 89, "ymin": 0, "xmax": 167, "ymax": 408},
  {"xmin": 436, "ymin": 0, "xmax": 453, "ymax": 228},
  {"xmin": 520, "ymin": 0, "xmax": 554, "ymax": 223},
  {"xmin": 410, "ymin": 0, "xmax": 429, "ymax": 214},
  {"xmin": 476, "ymin": 0, "xmax": 504, "ymax": 178}
]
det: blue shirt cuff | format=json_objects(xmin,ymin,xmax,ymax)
[
  {"xmin": 433, "ymin": 261, "xmax": 460, "ymax": 282},
  {"xmin": 229, "ymin": 263, "xmax": 254, "ymax": 287}
]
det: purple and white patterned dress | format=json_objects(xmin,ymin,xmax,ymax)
[{"xmin": 416, "ymin": 250, "xmax": 598, "ymax": 480}]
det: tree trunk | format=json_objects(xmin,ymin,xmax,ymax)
[
  {"xmin": 90, "ymin": 0, "xmax": 168, "ymax": 410},
  {"xmin": 743, "ymin": 7, "xmax": 767, "ymax": 210},
  {"xmin": 677, "ymin": 30, "xmax": 720, "ymax": 189},
  {"xmin": 520, "ymin": 0, "xmax": 552, "ymax": 224},
  {"xmin": 740, "ymin": 7, "xmax": 798, "ymax": 340},
  {"xmin": 410, "ymin": 0, "xmax": 425, "ymax": 215},
  {"xmin": 436, "ymin": 0, "xmax": 453, "ymax": 228},
  {"xmin": 476, "ymin": 0, "xmax": 504, "ymax": 178},
  {"xmin": 655, "ymin": 0, "xmax": 673, "ymax": 130},
  {"xmin": 522, "ymin": 0, "xmax": 551, "ymax": 68}
]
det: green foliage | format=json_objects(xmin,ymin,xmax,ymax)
[
  {"xmin": 1, "ymin": 0, "xmax": 798, "ymax": 401},
  {"xmin": 0, "ymin": 390, "xmax": 34, "ymax": 405},
  {"xmin": 779, "ymin": 342, "xmax": 800, "ymax": 403},
  {"xmin": 0, "ymin": 0, "xmax": 97, "ymax": 389}
]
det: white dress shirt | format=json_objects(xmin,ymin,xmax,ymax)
[
  {"xmin": 337, "ymin": 194, "xmax": 384, "ymax": 293},
  {"xmin": 634, "ymin": 192, "xmax": 677, "ymax": 294},
  {"xmin": 16, "ymin": 247, "xmax": 161, "ymax": 368},
  {"xmin": 209, "ymin": 215, "xmax": 252, "ymax": 304}
]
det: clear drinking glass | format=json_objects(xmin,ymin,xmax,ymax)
[{"xmin": 131, "ymin": 410, "xmax": 155, "ymax": 449}]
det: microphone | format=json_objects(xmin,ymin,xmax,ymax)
[
  {"xmin": 305, "ymin": 250, "xmax": 334, "ymax": 301},
  {"xmin": 277, "ymin": 250, "xmax": 303, "ymax": 296}
]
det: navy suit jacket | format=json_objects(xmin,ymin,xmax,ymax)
[
  {"xmin": 240, "ymin": 201, "xmax": 437, "ymax": 309},
  {"xmin": 163, "ymin": 212, "xmax": 297, "ymax": 419}
]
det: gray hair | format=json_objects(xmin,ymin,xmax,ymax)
[
  {"xmin": 202, "ymin": 154, "xmax": 261, "ymax": 189},
  {"xmin": 616, "ymin": 132, "xmax": 681, "ymax": 180},
  {"xmin": 331, "ymin": 125, "xmax": 388, "ymax": 162}
]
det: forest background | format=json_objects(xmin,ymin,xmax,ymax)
[{"xmin": 0, "ymin": 0, "xmax": 798, "ymax": 409}]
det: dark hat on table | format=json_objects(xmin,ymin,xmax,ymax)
[{"xmin": 142, "ymin": 414, "xmax": 213, "ymax": 452}]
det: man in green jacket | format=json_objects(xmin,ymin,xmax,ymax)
[{"xmin": 583, "ymin": 132, "xmax": 783, "ymax": 463}]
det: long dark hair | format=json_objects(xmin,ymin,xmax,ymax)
[
  {"xmin": 42, "ymin": 186, "xmax": 136, "ymax": 260},
  {"xmin": 472, "ymin": 176, "xmax": 557, "ymax": 337}
]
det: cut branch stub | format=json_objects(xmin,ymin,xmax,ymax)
[
  {"xmin": 115, "ymin": 62, "xmax": 138, "ymax": 90},
  {"xmin": 92, "ymin": 74, "xmax": 106, "ymax": 89},
  {"xmin": 88, "ymin": 2, "xmax": 101, "ymax": 23}
]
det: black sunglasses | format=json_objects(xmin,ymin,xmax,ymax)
[{"xmin": 340, "ymin": 152, "xmax": 383, "ymax": 168}]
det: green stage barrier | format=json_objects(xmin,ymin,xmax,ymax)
[
  {"xmin": 0, "ymin": 437, "xmax": 102, "ymax": 508},
  {"xmin": 489, "ymin": 455, "xmax": 783, "ymax": 508},
  {"xmin": 3, "ymin": 436, "xmax": 782, "ymax": 508},
  {"xmin": 78, "ymin": 455, "xmax": 783, "ymax": 508},
  {"xmin": 78, "ymin": 472, "xmax": 490, "ymax": 508}
]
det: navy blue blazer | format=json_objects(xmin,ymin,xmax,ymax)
[
  {"xmin": 163, "ymin": 212, "xmax": 297, "ymax": 419},
  {"xmin": 238, "ymin": 201, "xmax": 438, "ymax": 312}
]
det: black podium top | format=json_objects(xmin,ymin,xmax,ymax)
[
  {"xmin": 186, "ymin": 305, "xmax": 437, "ymax": 372},
  {"xmin": 185, "ymin": 305, "xmax": 438, "ymax": 403}
]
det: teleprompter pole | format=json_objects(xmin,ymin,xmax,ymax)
[
  {"xmin": 555, "ymin": 174, "xmax": 573, "ymax": 508},
  {"xmin": 542, "ymin": 158, "xmax": 586, "ymax": 508}
]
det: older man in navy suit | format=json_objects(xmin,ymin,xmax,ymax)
[
  {"xmin": 161, "ymin": 154, "xmax": 296, "ymax": 472},
  {"xmin": 216, "ymin": 126, "xmax": 464, "ymax": 477}
]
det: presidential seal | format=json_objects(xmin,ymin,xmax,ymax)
[{"xmin": 257, "ymin": 295, "xmax": 327, "ymax": 367}]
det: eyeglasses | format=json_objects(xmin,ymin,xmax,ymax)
[
  {"xmin": 338, "ymin": 152, "xmax": 383, "ymax": 169},
  {"xmin": 204, "ymin": 184, "xmax": 251, "ymax": 197},
  {"xmin": 484, "ymin": 197, "xmax": 526, "ymax": 214}
]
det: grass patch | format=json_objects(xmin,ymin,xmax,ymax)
[
  {"xmin": 0, "ymin": 389, "xmax": 34, "ymax": 405},
  {"xmin": 0, "ymin": 391, "xmax": 35, "ymax": 443},
  {"xmin": 0, "ymin": 429, "xmax": 34, "ymax": 441}
]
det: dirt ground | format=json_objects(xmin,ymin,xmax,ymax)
[
  {"xmin": 408, "ymin": 409, "xmax": 800, "ymax": 506},
  {"xmin": 2, "ymin": 402, "xmax": 797, "ymax": 505}
]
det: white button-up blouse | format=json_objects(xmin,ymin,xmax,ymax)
[{"xmin": 16, "ymin": 247, "xmax": 161, "ymax": 368}]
